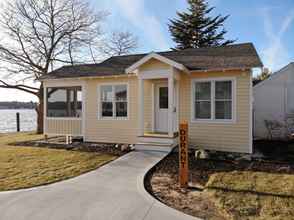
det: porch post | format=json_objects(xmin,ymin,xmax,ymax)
[
  {"xmin": 138, "ymin": 77, "xmax": 144, "ymax": 136},
  {"xmin": 168, "ymin": 74, "xmax": 174, "ymax": 137}
]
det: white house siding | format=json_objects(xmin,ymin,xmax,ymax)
[{"xmin": 253, "ymin": 63, "xmax": 294, "ymax": 139}]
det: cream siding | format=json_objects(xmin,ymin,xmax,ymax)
[
  {"xmin": 43, "ymin": 60, "xmax": 252, "ymax": 153},
  {"xmin": 139, "ymin": 58, "xmax": 170, "ymax": 71},
  {"xmin": 179, "ymin": 70, "xmax": 251, "ymax": 153},
  {"xmin": 84, "ymin": 76, "xmax": 139, "ymax": 144},
  {"xmin": 46, "ymin": 119, "xmax": 82, "ymax": 135}
]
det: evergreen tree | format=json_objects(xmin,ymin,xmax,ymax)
[{"xmin": 169, "ymin": 0, "xmax": 235, "ymax": 50}]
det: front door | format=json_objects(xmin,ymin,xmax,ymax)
[{"xmin": 155, "ymin": 83, "xmax": 168, "ymax": 133}]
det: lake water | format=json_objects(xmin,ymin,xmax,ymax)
[{"xmin": 0, "ymin": 109, "xmax": 37, "ymax": 133}]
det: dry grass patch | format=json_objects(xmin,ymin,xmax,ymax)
[
  {"xmin": 206, "ymin": 171, "xmax": 294, "ymax": 197},
  {"xmin": 211, "ymin": 190, "xmax": 294, "ymax": 220},
  {"xmin": 146, "ymin": 153, "xmax": 294, "ymax": 220},
  {"xmin": 0, "ymin": 132, "xmax": 117, "ymax": 191}
]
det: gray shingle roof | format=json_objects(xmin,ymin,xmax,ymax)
[{"xmin": 40, "ymin": 43, "xmax": 263, "ymax": 80}]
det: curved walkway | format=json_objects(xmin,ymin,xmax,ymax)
[{"xmin": 0, "ymin": 146, "xmax": 199, "ymax": 220}]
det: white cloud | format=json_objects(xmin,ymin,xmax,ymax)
[
  {"xmin": 113, "ymin": 0, "xmax": 170, "ymax": 51},
  {"xmin": 260, "ymin": 8, "xmax": 294, "ymax": 71}
]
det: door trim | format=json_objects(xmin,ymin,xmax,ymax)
[{"xmin": 154, "ymin": 82, "xmax": 169, "ymax": 133}]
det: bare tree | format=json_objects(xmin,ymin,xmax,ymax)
[
  {"xmin": 0, "ymin": 0, "xmax": 106, "ymax": 133},
  {"xmin": 101, "ymin": 31, "xmax": 138, "ymax": 56}
]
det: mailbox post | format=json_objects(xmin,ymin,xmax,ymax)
[{"xmin": 179, "ymin": 121, "xmax": 189, "ymax": 188}]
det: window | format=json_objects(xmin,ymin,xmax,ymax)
[
  {"xmin": 159, "ymin": 87, "xmax": 168, "ymax": 109},
  {"xmin": 47, "ymin": 87, "xmax": 82, "ymax": 118},
  {"xmin": 100, "ymin": 84, "xmax": 128, "ymax": 118},
  {"xmin": 195, "ymin": 82, "xmax": 211, "ymax": 119},
  {"xmin": 215, "ymin": 81, "xmax": 232, "ymax": 119},
  {"xmin": 193, "ymin": 79, "xmax": 234, "ymax": 121}
]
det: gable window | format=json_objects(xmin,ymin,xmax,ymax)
[
  {"xmin": 100, "ymin": 84, "xmax": 128, "ymax": 119},
  {"xmin": 193, "ymin": 79, "xmax": 234, "ymax": 122},
  {"xmin": 47, "ymin": 87, "xmax": 82, "ymax": 118}
]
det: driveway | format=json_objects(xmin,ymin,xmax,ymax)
[{"xmin": 0, "ymin": 146, "xmax": 198, "ymax": 220}]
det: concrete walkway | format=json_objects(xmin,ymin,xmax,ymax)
[{"xmin": 0, "ymin": 146, "xmax": 198, "ymax": 220}]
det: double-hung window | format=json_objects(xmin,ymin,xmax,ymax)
[
  {"xmin": 100, "ymin": 84, "xmax": 128, "ymax": 119},
  {"xmin": 193, "ymin": 79, "xmax": 234, "ymax": 122}
]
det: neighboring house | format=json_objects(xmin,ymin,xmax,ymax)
[
  {"xmin": 254, "ymin": 63, "xmax": 294, "ymax": 140},
  {"xmin": 40, "ymin": 43, "xmax": 262, "ymax": 153}
]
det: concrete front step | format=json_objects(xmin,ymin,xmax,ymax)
[
  {"xmin": 136, "ymin": 142, "xmax": 172, "ymax": 147},
  {"xmin": 137, "ymin": 136, "xmax": 178, "ymax": 145},
  {"xmin": 134, "ymin": 144, "xmax": 175, "ymax": 153}
]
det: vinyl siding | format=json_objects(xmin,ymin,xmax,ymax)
[
  {"xmin": 46, "ymin": 119, "xmax": 82, "ymax": 135},
  {"xmin": 179, "ymin": 70, "xmax": 252, "ymax": 153},
  {"xmin": 139, "ymin": 58, "xmax": 170, "ymax": 71},
  {"xmin": 43, "ymin": 63, "xmax": 252, "ymax": 153},
  {"xmin": 84, "ymin": 76, "xmax": 139, "ymax": 144}
]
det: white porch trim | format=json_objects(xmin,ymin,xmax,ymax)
[
  {"xmin": 138, "ymin": 68, "xmax": 178, "ymax": 137},
  {"xmin": 168, "ymin": 73, "xmax": 174, "ymax": 137},
  {"xmin": 138, "ymin": 77, "xmax": 144, "ymax": 136},
  {"xmin": 126, "ymin": 52, "xmax": 189, "ymax": 74}
]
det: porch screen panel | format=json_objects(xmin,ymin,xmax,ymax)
[{"xmin": 47, "ymin": 87, "xmax": 82, "ymax": 117}]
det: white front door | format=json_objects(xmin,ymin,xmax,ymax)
[{"xmin": 155, "ymin": 83, "xmax": 168, "ymax": 133}]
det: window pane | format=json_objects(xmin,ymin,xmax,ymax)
[
  {"xmin": 76, "ymin": 89, "xmax": 82, "ymax": 117},
  {"xmin": 102, "ymin": 102, "xmax": 113, "ymax": 117},
  {"xmin": 115, "ymin": 85, "xmax": 127, "ymax": 101},
  {"xmin": 101, "ymin": 85, "xmax": 113, "ymax": 101},
  {"xmin": 69, "ymin": 88, "xmax": 82, "ymax": 117},
  {"xmin": 215, "ymin": 101, "xmax": 232, "ymax": 119},
  {"xmin": 47, "ymin": 88, "xmax": 67, "ymax": 117},
  {"xmin": 159, "ymin": 87, "xmax": 168, "ymax": 109},
  {"xmin": 116, "ymin": 102, "xmax": 127, "ymax": 117},
  {"xmin": 195, "ymin": 101, "xmax": 211, "ymax": 119},
  {"xmin": 195, "ymin": 82, "xmax": 211, "ymax": 100},
  {"xmin": 215, "ymin": 81, "xmax": 232, "ymax": 99}
]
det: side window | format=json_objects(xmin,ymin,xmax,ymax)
[
  {"xmin": 215, "ymin": 81, "xmax": 232, "ymax": 119},
  {"xmin": 100, "ymin": 84, "xmax": 128, "ymax": 118},
  {"xmin": 194, "ymin": 82, "xmax": 211, "ymax": 119},
  {"xmin": 193, "ymin": 79, "xmax": 234, "ymax": 121}
]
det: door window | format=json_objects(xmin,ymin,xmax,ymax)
[{"xmin": 159, "ymin": 87, "xmax": 168, "ymax": 109}]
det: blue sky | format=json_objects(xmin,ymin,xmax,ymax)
[
  {"xmin": 1, "ymin": 0, "xmax": 294, "ymax": 101},
  {"xmin": 94, "ymin": 0, "xmax": 294, "ymax": 71}
]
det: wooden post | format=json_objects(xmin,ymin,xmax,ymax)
[
  {"xmin": 179, "ymin": 121, "xmax": 189, "ymax": 188},
  {"xmin": 16, "ymin": 112, "xmax": 20, "ymax": 132}
]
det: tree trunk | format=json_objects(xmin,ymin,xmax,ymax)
[{"xmin": 36, "ymin": 84, "xmax": 44, "ymax": 134}]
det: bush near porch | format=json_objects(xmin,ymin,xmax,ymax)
[{"xmin": 0, "ymin": 132, "xmax": 117, "ymax": 191}]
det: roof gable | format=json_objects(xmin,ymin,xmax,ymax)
[{"xmin": 125, "ymin": 52, "xmax": 189, "ymax": 74}]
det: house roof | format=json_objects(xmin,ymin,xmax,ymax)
[{"xmin": 40, "ymin": 43, "xmax": 263, "ymax": 80}]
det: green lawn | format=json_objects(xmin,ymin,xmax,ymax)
[{"xmin": 0, "ymin": 132, "xmax": 117, "ymax": 191}]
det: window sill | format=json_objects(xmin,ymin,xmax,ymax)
[
  {"xmin": 98, "ymin": 117, "xmax": 129, "ymax": 121},
  {"xmin": 46, "ymin": 117, "xmax": 82, "ymax": 120},
  {"xmin": 191, "ymin": 119, "xmax": 236, "ymax": 124}
]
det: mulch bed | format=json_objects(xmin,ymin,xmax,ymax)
[
  {"xmin": 145, "ymin": 152, "xmax": 294, "ymax": 220},
  {"xmin": 11, "ymin": 137, "xmax": 131, "ymax": 156},
  {"xmin": 254, "ymin": 139, "xmax": 294, "ymax": 161}
]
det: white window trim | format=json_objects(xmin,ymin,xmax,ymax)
[
  {"xmin": 97, "ymin": 82, "xmax": 129, "ymax": 120},
  {"xmin": 191, "ymin": 77, "xmax": 237, "ymax": 124}
]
